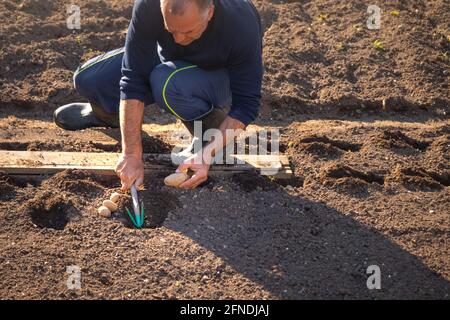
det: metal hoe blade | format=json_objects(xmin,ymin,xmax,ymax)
[{"xmin": 126, "ymin": 185, "xmax": 145, "ymax": 229}]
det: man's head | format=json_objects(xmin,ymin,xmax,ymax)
[{"xmin": 161, "ymin": 0, "xmax": 214, "ymax": 46}]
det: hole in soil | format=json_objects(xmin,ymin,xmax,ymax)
[
  {"xmin": 28, "ymin": 197, "xmax": 76, "ymax": 230},
  {"xmin": 113, "ymin": 189, "xmax": 181, "ymax": 229},
  {"xmin": 30, "ymin": 206, "xmax": 69, "ymax": 230}
]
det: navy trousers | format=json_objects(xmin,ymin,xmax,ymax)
[{"xmin": 73, "ymin": 47, "xmax": 232, "ymax": 122}]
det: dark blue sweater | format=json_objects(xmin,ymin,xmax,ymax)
[{"xmin": 119, "ymin": 0, "xmax": 263, "ymax": 126}]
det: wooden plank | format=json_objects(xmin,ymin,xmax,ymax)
[
  {"xmin": 0, "ymin": 151, "xmax": 290, "ymax": 168},
  {"xmin": 0, "ymin": 151, "xmax": 292, "ymax": 178}
]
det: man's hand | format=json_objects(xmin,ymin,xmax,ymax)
[
  {"xmin": 176, "ymin": 115, "xmax": 245, "ymax": 189},
  {"xmin": 176, "ymin": 151, "xmax": 211, "ymax": 189},
  {"xmin": 115, "ymin": 154, "xmax": 144, "ymax": 191}
]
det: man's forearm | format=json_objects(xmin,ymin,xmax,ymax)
[
  {"xmin": 120, "ymin": 99, "xmax": 144, "ymax": 156},
  {"xmin": 203, "ymin": 115, "xmax": 245, "ymax": 163}
]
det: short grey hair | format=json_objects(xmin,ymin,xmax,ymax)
[{"xmin": 162, "ymin": 0, "xmax": 213, "ymax": 16}]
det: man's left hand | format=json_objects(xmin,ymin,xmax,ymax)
[
  {"xmin": 175, "ymin": 115, "xmax": 245, "ymax": 189},
  {"xmin": 176, "ymin": 150, "xmax": 211, "ymax": 189}
]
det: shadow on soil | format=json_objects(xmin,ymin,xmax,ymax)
[{"xmin": 164, "ymin": 173, "xmax": 450, "ymax": 299}]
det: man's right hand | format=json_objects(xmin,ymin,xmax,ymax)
[
  {"xmin": 115, "ymin": 153, "xmax": 144, "ymax": 191},
  {"xmin": 117, "ymin": 99, "xmax": 145, "ymax": 191}
]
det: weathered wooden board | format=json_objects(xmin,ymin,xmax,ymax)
[{"xmin": 0, "ymin": 151, "xmax": 292, "ymax": 178}]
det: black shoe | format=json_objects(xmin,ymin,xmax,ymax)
[{"xmin": 53, "ymin": 103, "xmax": 118, "ymax": 131}]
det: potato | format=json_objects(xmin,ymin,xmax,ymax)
[
  {"xmin": 98, "ymin": 206, "xmax": 111, "ymax": 218},
  {"xmin": 102, "ymin": 200, "xmax": 118, "ymax": 212},
  {"xmin": 110, "ymin": 192, "xmax": 121, "ymax": 203},
  {"xmin": 164, "ymin": 172, "xmax": 189, "ymax": 187}
]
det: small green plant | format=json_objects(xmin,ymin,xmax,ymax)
[
  {"xmin": 373, "ymin": 39, "xmax": 385, "ymax": 51},
  {"xmin": 75, "ymin": 35, "xmax": 82, "ymax": 46},
  {"xmin": 317, "ymin": 13, "xmax": 328, "ymax": 22},
  {"xmin": 390, "ymin": 10, "xmax": 400, "ymax": 16}
]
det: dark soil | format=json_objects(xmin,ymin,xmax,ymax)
[{"xmin": 0, "ymin": 0, "xmax": 449, "ymax": 299}]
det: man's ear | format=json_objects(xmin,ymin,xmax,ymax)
[{"xmin": 208, "ymin": 5, "xmax": 215, "ymax": 21}]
